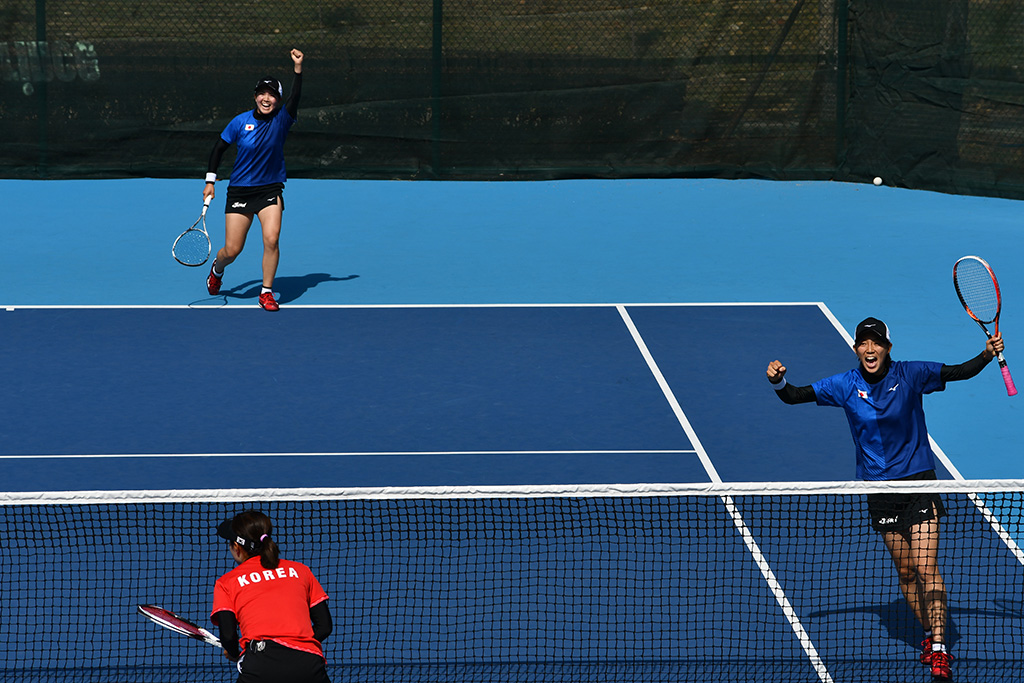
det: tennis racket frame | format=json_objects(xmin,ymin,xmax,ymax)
[
  {"xmin": 953, "ymin": 255, "xmax": 1016, "ymax": 396},
  {"xmin": 137, "ymin": 603, "xmax": 222, "ymax": 648},
  {"xmin": 172, "ymin": 196, "xmax": 213, "ymax": 267}
]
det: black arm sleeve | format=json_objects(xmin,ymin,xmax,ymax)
[
  {"xmin": 310, "ymin": 602, "xmax": 333, "ymax": 643},
  {"xmin": 207, "ymin": 138, "xmax": 231, "ymax": 177},
  {"xmin": 215, "ymin": 611, "xmax": 241, "ymax": 660},
  {"xmin": 285, "ymin": 71, "xmax": 303, "ymax": 119},
  {"xmin": 940, "ymin": 351, "xmax": 992, "ymax": 382},
  {"xmin": 771, "ymin": 381, "xmax": 817, "ymax": 405}
]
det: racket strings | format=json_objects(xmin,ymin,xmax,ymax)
[
  {"xmin": 955, "ymin": 261, "xmax": 999, "ymax": 323},
  {"xmin": 173, "ymin": 229, "xmax": 211, "ymax": 267}
]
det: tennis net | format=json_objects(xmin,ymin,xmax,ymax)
[{"xmin": 2, "ymin": 480, "xmax": 1022, "ymax": 683}]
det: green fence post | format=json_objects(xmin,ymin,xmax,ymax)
[
  {"xmin": 36, "ymin": 0, "xmax": 48, "ymax": 177},
  {"xmin": 834, "ymin": 0, "xmax": 848, "ymax": 172},
  {"xmin": 431, "ymin": 0, "xmax": 443, "ymax": 178}
]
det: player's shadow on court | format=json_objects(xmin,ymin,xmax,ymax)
[
  {"xmin": 809, "ymin": 599, "xmax": 965, "ymax": 649},
  {"xmin": 224, "ymin": 273, "xmax": 359, "ymax": 304}
]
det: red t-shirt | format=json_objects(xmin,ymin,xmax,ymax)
[{"xmin": 211, "ymin": 557, "xmax": 329, "ymax": 658}]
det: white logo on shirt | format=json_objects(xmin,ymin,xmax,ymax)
[
  {"xmin": 889, "ymin": 384, "xmax": 899, "ymax": 392},
  {"xmin": 236, "ymin": 565, "xmax": 300, "ymax": 588}
]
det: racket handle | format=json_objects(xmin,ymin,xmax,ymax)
[
  {"xmin": 997, "ymin": 353, "xmax": 1017, "ymax": 396},
  {"xmin": 201, "ymin": 195, "xmax": 212, "ymax": 216}
]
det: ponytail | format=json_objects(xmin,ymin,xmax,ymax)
[{"xmin": 256, "ymin": 532, "xmax": 280, "ymax": 570}]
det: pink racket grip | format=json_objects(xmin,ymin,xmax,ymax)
[{"xmin": 1001, "ymin": 364, "xmax": 1017, "ymax": 396}]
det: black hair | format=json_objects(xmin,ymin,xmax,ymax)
[{"xmin": 231, "ymin": 510, "xmax": 280, "ymax": 569}]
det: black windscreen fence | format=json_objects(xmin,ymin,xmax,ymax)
[{"xmin": 2, "ymin": 1, "xmax": 1023, "ymax": 199}]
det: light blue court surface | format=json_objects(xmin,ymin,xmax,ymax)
[{"xmin": 0, "ymin": 177, "xmax": 1021, "ymax": 482}]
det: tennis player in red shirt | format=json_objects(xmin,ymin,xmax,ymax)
[{"xmin": 212, "ymin": 510, "xmax": 332, "ymax": 682}]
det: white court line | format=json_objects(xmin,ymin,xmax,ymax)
[
  {"xmin": 0, "ymin": 301, "xmax": 829, "ymax": 310},
  {"xmin": 0, "ymin": 449, "xmax": 697, "ymax": 460},
  {"xmin": 616, "ymin": 306, "xmax": 722, "ymax": 483},
  {"xmin": 618, "ymin": 303, "xmax": 834, "ymax": 683},
  {"xmin": 721, "ymin": 495, "xmax": 835, "ymax": 683}
]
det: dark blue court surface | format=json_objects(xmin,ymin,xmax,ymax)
[{"xmin": 1, "ymin": 303, "xmax": 901, "ymax": 491}]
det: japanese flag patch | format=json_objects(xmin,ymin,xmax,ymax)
[{"xmin": 245, "ymin": 123, "xmax": 255, "ymax": 131}]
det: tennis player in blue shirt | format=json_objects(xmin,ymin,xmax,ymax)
[
  {"xmin": 202, "ymin": 48, "xmax": 304, "ymax": 311},
  {"xmin": 766, "ymin": 317, "xmax": 1005, "ymax": 682}
]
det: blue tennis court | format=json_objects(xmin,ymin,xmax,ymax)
[
  {"xmin": 2, "ymin": 302, "xmax": 873, "ymax": 490},
  {"xmin": 1, "ymin": 178, "xmax": 1022, "ymax": 682},
  {"xmin": 2, "ymin": 177, "xmax": 1020, "ymax": 478}
]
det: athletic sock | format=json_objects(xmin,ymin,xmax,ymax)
[
  {"xmin": 932, "ymin": 642, "xmax": 947, "ymax": 653},
  {"xmin": 261, "ymin": 287, "xmax": 272, "ymax": 295},
  {"xmin": 212, "ymin": 261, "xmax": 224, "ymax": 277}
]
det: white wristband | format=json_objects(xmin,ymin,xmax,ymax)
[
  {"xmin": 770, "ymin": 377, "xmax": 787, "ymax": 391},
  {"xmin": 205, "ymin": 172, "xmax": 217, "ymax": 184}
]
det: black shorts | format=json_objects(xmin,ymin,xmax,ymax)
[
  {"xmin": 225, "ymin": 183, "xmax": 284, "ymax": 215},
  {"xmin": 237, "ymin": 640, "xmax": 329, "ymax": 683},
  {"xmin": 866, "ymin": 470, "xmax": 946, "ymax": 533}
]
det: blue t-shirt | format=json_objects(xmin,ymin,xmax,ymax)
[
  {"xmin": 220, "ymin": 107, "xmax": 296, "ymax": 188},
  {"xmin": 812, "ymin": 360, "xmax": 945, "ymax": 480}
]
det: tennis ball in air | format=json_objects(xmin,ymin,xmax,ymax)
[{"xmin": 872, "ymin": 177, "xmax": 882, "ymax": 186}]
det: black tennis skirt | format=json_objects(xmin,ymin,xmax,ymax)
[
  {"xmin": 225, "ymin": 183, "xmax": 285, "ymax": 215},
  {"xmin": 866, "ymin": 469, "xmax": 946, "ymax": 533}
]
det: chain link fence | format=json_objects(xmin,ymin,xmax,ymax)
[{"xmin": 2, "ymin": 0, "xmax": 1023, "ymax": 198}]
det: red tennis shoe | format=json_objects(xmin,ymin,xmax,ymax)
[
  {"xmin": 930, "ymin": 650, "xmax": 953, "ymax": 681},
  {"xmin": 207, "ymin": 265, "xmax": 222, "ymax": 295},
  {"xmin": 920, "ymin": 637, "xmax": 932, "ymax": 665},
  {"xmin": 258, "ymin": 291, "xmax": 279, "ymax": 311}
]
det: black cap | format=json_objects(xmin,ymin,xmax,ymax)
[
  {"xmin": 854, "ymin": 317, "xmax": 891, "ymax": 344},
  {"xmin": 217, "ymin": 518, "xmax": 260, "ymax": 553},
  {"xmin": 254, "ymin": 77, "xmax": 283, "ymax": 99}
]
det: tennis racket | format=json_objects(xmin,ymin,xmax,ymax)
[
  {"xmin": 172, "ymin": 196, "xmax": 213, "ymax": 266},
  {"xmin": 953, "ymin": 255, "xmax": 1017, "ymax": 396},
  {"xmin": 137, "ymin": 604, "xmax": 222, "ymax": 648}
]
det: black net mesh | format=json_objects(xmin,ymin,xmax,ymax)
[{"xmin": 1, "ymin": 482, "xmax": 1022, "ymax": 682}]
